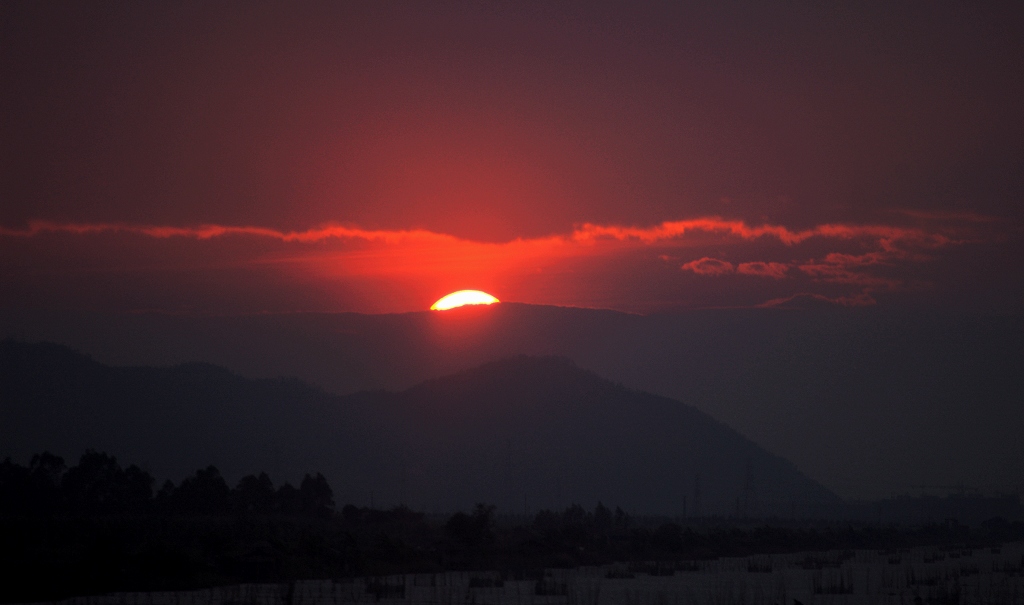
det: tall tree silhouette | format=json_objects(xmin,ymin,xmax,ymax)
[
  {"xmin": 61, "ymin": 450, "xmax": 152, "ymax": 514},
  {"xmin": 299, "ymin": 473, "xmax": 335, "ymax": 518},
  {"xmin": 29, "ymin": 452, "xmax": 65, "ymax": 513},
  {"xmin": 167, "ymin": 465, "xmax": 230, "ymax": 514},
  {"xmin": 233, "ymin": 472, "xmax": 276, "ymax": 514},
  {"xmin": 446, "ymin": 503, "xmax": 496, "ymax": 547},
  {"xmin": 0, "ymin": 457, "xmax": 33, "ymax": 514}
]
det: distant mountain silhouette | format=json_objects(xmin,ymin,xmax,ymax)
[
  {"xmin": 1, "ymin": 340, "xmax": 836, "ymax": 515},
  {"xmin": 0, "ymin": 340, "xmax": 332, "ymax": 488},
  {"xmin": 4, "ymin": 304, "xmax": 1022, "ymax": 500}
]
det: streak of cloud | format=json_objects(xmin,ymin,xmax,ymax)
[
  {"xmin": 0, "ymin": 214, "xmax": 996, "ymax": 312},
  {"xmin": 758, "ymin": 291, "xmax": 877, "ymax": 309},
  {"xmin": 0, "ymin": 220, "xmax": 460, "ymax": 245},
  {"xmin": 681, "ymin": 258, "xmax": 735, "ymax": 276},
  {"xmin": 571, "ymin": 219, "xmax": 953, "ymax": 248},
  {"xmin": 0, "ymin": 216, "xmax": 959, "ymax": 250}
]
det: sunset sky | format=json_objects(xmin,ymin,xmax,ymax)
[{"xmin": 3, "ymin": 1, "xmax": 1022, "ymax": 314}]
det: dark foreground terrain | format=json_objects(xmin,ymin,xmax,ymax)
[{"xmin": 3, "ymin": 451, "xmax": 1024, "ymax": 603}]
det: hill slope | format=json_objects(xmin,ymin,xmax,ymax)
[
  {"xmin": 4, "ymin": 305, "xmax": 1022, "ymax": 499},
  {"xmin": 0, "ymin": 340, "xmax": 836, "ymax": 515}
]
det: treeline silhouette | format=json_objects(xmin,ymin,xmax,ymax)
[
  {"xmin": 3, "ymin": 451, "xmax": 1024, "ymax": 604},
  {"xmin": 0, "ymin": 450, "xmax": 334, "ymax": 517}
]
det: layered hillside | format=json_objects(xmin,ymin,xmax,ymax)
[{"xmin": 1, "ymin": 340, "xmax": 837, "ymax": 515}]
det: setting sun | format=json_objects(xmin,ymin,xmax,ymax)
[{"xmin": 430, "ymin": 290, "xmax": 500, "ymax": 311}]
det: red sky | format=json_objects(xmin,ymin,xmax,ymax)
[{"xmin": 2, "ymin": 1, "xmax": 1022, "ymax": 314}]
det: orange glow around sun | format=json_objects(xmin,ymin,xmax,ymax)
[{"xmin": 430, "ymin": 290, "xmax": 500, "ymax": 310}]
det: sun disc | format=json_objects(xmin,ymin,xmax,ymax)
[{"xmin": 431, "ymin": 290, "xmax": 500, "ymax": 311}]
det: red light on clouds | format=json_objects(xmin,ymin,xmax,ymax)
[{"xmin": 0, "ymin": 213, "xmax": 1001, "ymax": 314}]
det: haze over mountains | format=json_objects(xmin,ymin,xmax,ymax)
[
  {"xmin": 0, "ymin": 340, "xmax": 837, "ymax": 515},
  {"xmin": 2, "ymin": 303, "xmax": 1022, "ymax": 500}
]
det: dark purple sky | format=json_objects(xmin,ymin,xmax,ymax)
[{"xmin": 2, "ymin": 1, "xmax": 1022, "ymax": 313}]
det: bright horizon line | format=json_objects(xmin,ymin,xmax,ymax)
[{"xmin": 56, "ymin": 300, "xmax": 876, "ymax": 318}]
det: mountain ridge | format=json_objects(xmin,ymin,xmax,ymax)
[
  {"xmin": 4, "ymin": 304, "xmax": 1022, "ymax": 500},
  {"xmin": 1, "ymin": 340, "xmax": 837, "ymax": 515}
]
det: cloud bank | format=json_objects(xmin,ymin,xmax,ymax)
[{"xmin": 0, "ymin": 214, "xmax": 997, "ymax": 313}]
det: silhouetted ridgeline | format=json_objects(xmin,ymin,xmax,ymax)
[
  {"xmin": 4, "ymin": 341, "xmax": 1023, "ymax": 601},
  {"xmin": 3, "ymin": 450, "xmax": 1024, "ymax": 603},
  {"xmin": 5, "ymin": 305, "xmax": 1022, "ymax": 503},
  {"xmin": 0, "ymin": 340, "xmax": 836, "ymax": 516}
]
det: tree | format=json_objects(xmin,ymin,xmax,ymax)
[
  {"xmin": 122, "ymin": 464, "xmax": 154, "ymax": 511},
  {"xmin": 60, "ymin": 450, "xmax": 151, "ymax": 514},
  {"xmin": 233, "ymin": 472, "xmax": 275, "ymax": 514},
  {"xmin": 594, "ymin": 502, "xmax": 612, "ymax": 529},
  {"xmin": 0, "ymin": 457, "xmax": 33, "ymax": 514},
  {"xmin": 276, "ymin": 482, "xmax": 300, "ymax": 514},
  {"xmin": 169, "ymin": 466, "xmax": 230, "ymax": 514},
  {"xmin": 299, "ymin": 473, "xmax": 335, "ymax": 517},
  {"xmin": 29, "ymin": 452, "xmax": 65, "ymax": 490},
  {"xmin": 446, "ymin": 503, "xmax": 495, "ymax": 546}
]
